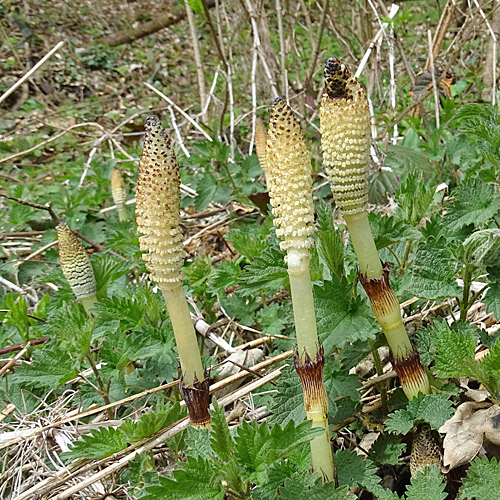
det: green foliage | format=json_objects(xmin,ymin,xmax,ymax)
[
  {"xmin": 385, "ymin": 393, "xmax": 454, "ymax": 434},
  {"xmin": 445, "ymin": 179, "xmax": 500, "ymax": 231},
  {"xmin": 396, "ymin": 172, "xmax": 435, "ymax": 227},
  {"xmin": 314, "ymin": 277, "xmax": 378, "ymax": 354},
  {"xmin": 460, "ymin": 457, "xmax": 500, "ymax": 500},
  {"xmin": 63, "ymin": 427, "xmax": 127, "ymax": 461},
  {"xmin": 370, "ymin": 434, "xmax": 407, "ymax": 466},
  {"xmin": 315, "ymin": 201, "xmax": 344, "ymax": 279},
  {"xmin": 334, "ymin": 449, "xmax": 384, "ymax": 496},
  {"xmin": 278, "ymin": 475, "xmax": 352, "ymax": 499},
  {"xmin": 405, "ymin": 466, "xmax": 447, "ymax": 500}
]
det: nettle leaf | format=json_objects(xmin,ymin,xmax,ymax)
[
  {"xmin": 334, "ymin": 449, "xmax": 384, "ymax": 496},
  {"xmin": 445, "ymin": 179, "xmax": 500, "ymax": 230},
  {"xmin": 13, "ymin": 347, "xmax": 78, "ymax": 389},
  {"xmin": 256, "ymin": 302, "xmax": 290, "ymax": 336},
  {"xmin": 185, "ymin": 427, "xmax": 213, "ymax": 459},
  {"xmin": 409, "ymin": 238, "xmax": 461, "ymax": 300},
  {"xmin": 315, "ymin": 201, "xmax": 344, "ymax": 279},
  {"xmin": 460, "ymin": 457, "xmax": 500, "ymax": 500},
  {"xmin": 234, "ymin": 419, "xmax": 324, "ymax": 484},
  {"xmin": 219, "ymin": 294, "xmax": 258, "ymax": 326},
  {"xmin": 370, "ymin": 434, "xmax": 407, "ymax": 466},
  {"xmin": 269, "ymin": 360, "xmax": 361, "ymax": 426},
  {"xmin": 406, "ymin": 465, "xmax": 446, "ymax": 500},
  {"xmin": 484, "ymin": 266, "xmax": 500, "ymax": 319},
  {"xmin": 431, "ymin": 320, "xmax": 479, "ymax": 378},
  {"xmin": 461, "ymin": 229, "xmax": 500, "ymax": 268},
  {"xmin": 385, "ymin": 393, "xmax": 454, "ymax": 434},
  {"xmin": 210, "ymin": 261, "xmax": 242, "ymax": 294},
  {"xmin": 252, "ymin": 460, "xmax": 297, "ymax": 500},
  {"xmin": 210, "ymin": 400, "xmax": 235, "ymax": 462},
  {"xmin": 369, "ymin": 213, "xmax": 422, "ymax": 251},
  {"xmin": 143, "ymin": 456, "xmax": 225, "ymax": 500},
  {"xmin": 396, "ymin": 171, "xmax": 435, "ymax": 227},
  {"xmin": 238, "ymin": 244, "xmax": 288, "ymax": 296},
  {"xmin": 225, "ymin": 229, "xmax": 267, "ymax": 260},
  {"xmin": 119, "ymin": 404, "xmax": 181, "ymax": 443},
  {"xmin": 63, "ymin": 427, "xmax": 127, "ymax": 461},
  {"xmin": 315, "ymin": 277, "xmax": 378, "ymax": 354},
  {"xmin": 278, "ymin": 475, "xmax": 352, "ymax": 500}
]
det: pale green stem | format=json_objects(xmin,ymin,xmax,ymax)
[
  {"xmin": 287, "ymin": 248, "xmax": 334, "ymax": 482},
  {"xmin": 344, "ymin": 212, "xmax": 383, "ymax": 279},
  {"xmin": 80, "ymin": 295, "xmax": 97, "ymax": 315},
  {"xmin": 287, "ymin": 249, "xmax": 319, "ymax": 361},
  {"xmin": 160, "ymin": 283, "xmax": 204, "ymax": 386},
  {"xmin": 117, "ymin": 205, "xmax": 127, "ymax": 222},
  {"xmin": 310, "ymin": 420, "xmax": 334, "ymax": 483}
]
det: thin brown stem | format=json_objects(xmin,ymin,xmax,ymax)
[{"xmin": 85, "ymin": 353, "xmax": 114, "ymax": 419}]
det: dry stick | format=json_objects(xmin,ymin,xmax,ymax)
[
  {"xmin": 19, "ymin": 366, "xmax": 285, "ymax": 500},
  {"xmin": 428, "ymin": 30, "xmax": 441, "ymax": 129},
  {"xmin": 168, "ymin": 105, "xmax": 190, "ymax": 158},
  {"xmin": 375, "ymin": 0, "xmax": 415, "ymax": 83},
  {"xmin": 276, "ymin": 0, "xmax": 287, "ymax": 97},
  {"xmin": 13, "ymin": 239, "xmax": 58, "ymax": 269},
  {"xmin": 0, "ymin": 347, "xmax": 28, "ymax": 377},
  {"xmin": 249, "ymin": 48, "xmax": 258, "ymax": 156},
  {"xmin": 0, "ymin": 41, "xmax": 64, "ymax": 105},
  {"xmin": 473, "ymin": 0, "xmax": 498, "ymax": 104},
  {"xmin": 101, "ymin": 0, "xmax": 216, "ymax": 46},
  {"xmin": 355, "ymin": 3, "xmax": 400, "ymax": 78},
  {"xmin": 241, "ymin": 0, "xmax": 279, "ymax": 97},
  {"xmin": 184, "ymin": 0, "xmax": 207, "ymax": 112},
  {"xmin": 0, "ymin": 122, "xmax": 106, "ymax": 165},
  {"xmin": 144, "ymin": 82, "xmax": 212, "ymax": 141},
  {"xmin": 425, "ymin": 0, "xmax": 456, "ymax": 71},
  {"xmin": 0, "ymin": 337, "xmax": 49, "ymax": 356},
  {"xmin": 302, "ymin": 0, "xmax": 329, "ymax": 92},
  {"xmin": 0, "ymin": 194, "xmax": 127, "ymax": 261}
]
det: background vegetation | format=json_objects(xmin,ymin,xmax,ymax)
[{"xmin": 1, "ymin": 0, "xmax": 500, "ymax": 498}]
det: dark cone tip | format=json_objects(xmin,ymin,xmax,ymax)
[{"xmin": 324, "ymin": 57, "xmax": 353, "ymax": 100}]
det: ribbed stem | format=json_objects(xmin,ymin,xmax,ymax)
[
  {"xmin": 117, "ymin": 205, "xmax": 127, "ymax": 222},
  {"xmin": 160, "ymin": 283, "xmax": 204, "ymax": 386},
  {"xmin": 80, "ymin": 295, "xmax": 97, "ymax": 315},
  {"xmin": 310, "ymin": 420, "xmax": 334, "ymax": 482},
  {"xmin": 343, "ymin": 212, "xmax": 383, "ymax": 279},
  {"xmin": 344, "ymin": 214, "xmax": 430, "ymax": 399},
  {"xmin": 287, "ymin": 248, "xmax": 334, "ymax": 482},
  {"xmin": 287, "ymin": 249, "xmax": 319, "ymax": 361}
]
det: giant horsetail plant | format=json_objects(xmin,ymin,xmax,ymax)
[
  {"xmin": 111, "ymin": 167, "xmax": 127, "ymax": 221},
  {"xmin": 136, "ymin": 115, "xmax": 210, "ymax": 428},
  {"xmin": 266, "ymin": 98, "xmax": 335, "ymax": 482},
  {"xmin": 57, "ymin": 222, "xmax": 97, "ymax": 315},
  {"xmin": 319, "ymin": 58, "xmax": 430, "ymax": 400},
  {"xmin": 254, "ymin": 118, "xmax": 269, "ymax": 189}
]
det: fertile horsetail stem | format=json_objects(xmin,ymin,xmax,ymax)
[
  {"xmin": 267, "ymin": 98, "xmax": 334, "ymax": 482},
  {"xmin": 320, "ymin": 58, "xmax": 430, "ymax": 400},
  {"xmin": 111, "ymin": 168, "xmax": 127, "ymax": 221},
  {"xmin": 136, "ymin": 115, "xmax": 210, "ymax": 428},
  {"xmin": 57, "ymin": 222, "xmax": 97, "ymax": 315}
]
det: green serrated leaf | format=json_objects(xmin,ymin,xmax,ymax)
[
  {"xmin": 385, "ymin": 393, "xmax": 454, "ymax": 434},
  {"xmin": 278, "ymin": 474, "xmax": 351, "ymax": 499},
  {"xmin": 460, "ymin": 457, "xmax": 500, "ymax": 500},
  {"xmin": 370, "ymin": 434, "xmax": 407, "ymax": 466},
  {"xmin": 143, "ymin": 456, "xmax": 225, "ymax": 500},
  {"xmin": 13, "ymin": 347, "xmax": 78, "ymax": 389},
  {"xmin": 431, "ymin": 319, "xmax": 479, "ymax": 378},
  {"xmin": 406, "ymin": 466, "xmax": 446, "ymax": 500},
  {"xmin": 315, "ymin": 201, "xmax": 344, "ymax": 279},
  {"xmin": 369, "ymin": 213, "xmax": 422, "ymax": 251},
  {"xmin": 210, "ymin": 400, "xmax": 234, "ymax": 462},
  {"xmin": 315, "ymin": 277, "xmax": 378, "ymax": 354},
  {"xmin": 185, "ymin": 427, "xmax": 213, "ymax": 459},
  {"xmin": 334, "ymin": 449, "xmax": 384, "ymax": 495},
  {"xmin": 410, "ymin": 238, "xmax": 461, "ymax": 300},
  {"xmin": 238, "ymin": 243, "xmax": 288, "ymax": 296},
  {"xmin": 256, "ymin": 302, "xmax": 289, "ymax": 336},
  {"xmin": 251, "ymin": 460, "xmax": 296, "ymax": 500},
  {"xmin": 445, "ymin": 179, "xmax": 500, "ymax": 231},
  {"xmin": 63, "ymin": 427, "xmax": 127, "ymax": 461},
  {"xmin": 396, "ymin": 172, "xmax": 435, "ymax": 227}
]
